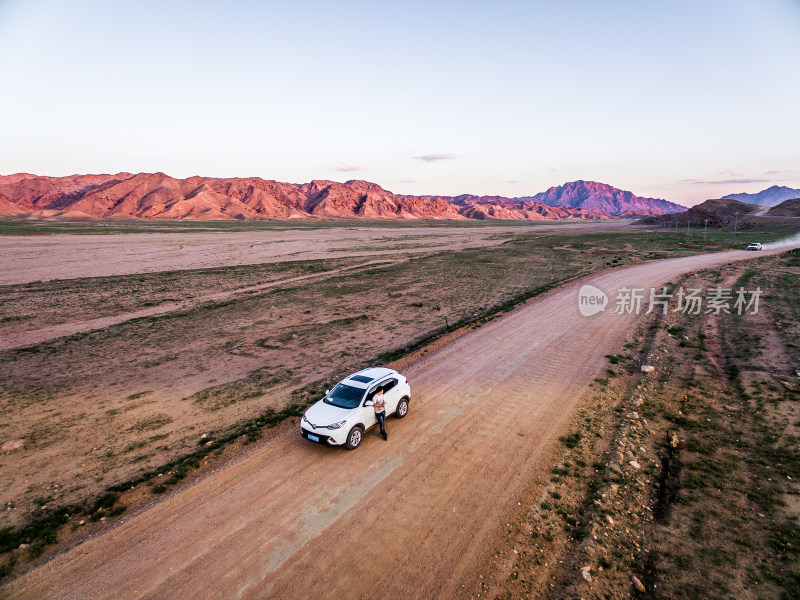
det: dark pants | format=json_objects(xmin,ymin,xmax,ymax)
[{"xmin": 376, "ymin": 412, "xmax": 386, "ymax": 436}]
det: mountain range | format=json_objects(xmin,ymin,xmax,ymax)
[
  {"xmin": 0, "ymin": 173, "xmax": 685, "ymax": 221},
  {"xmin": 723, "ymin": 185, "xmax": 800, "ymax": 207}
]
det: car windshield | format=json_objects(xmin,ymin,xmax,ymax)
[{"xmin": 324, "ymin": 383, "xmax": 365, "ymax": 409}]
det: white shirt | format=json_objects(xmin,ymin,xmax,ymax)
[{"xmin": 373, "ymin": 393, "xmax": 386, "ymax": 413}]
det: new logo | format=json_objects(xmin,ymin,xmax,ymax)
[{"xmin": 578, "ymin": 284, "xmax": 608, "ymax": 316}]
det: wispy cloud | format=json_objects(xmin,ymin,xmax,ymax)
[
  {"xmin": 681, "ymin": 178, "xmax": 771, "ymax": 185},
  {"xmin": 506, "ymin": 180, "xmax": 519, "ymax": 184},
  {"xmin": 335, "ymin": 165, "xmax": 364, "ymax": 172},
  {"xmin": 414, "ymin": 154, "xmax": 458, "ymax": 162},
  {"xmin": 397, "ymin": 179, "xmax": 416, "ymax": 183}
]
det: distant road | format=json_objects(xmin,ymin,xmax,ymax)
[{"xmin": 4, "ymin": 245, "xmax": 796, "ymax": 600}]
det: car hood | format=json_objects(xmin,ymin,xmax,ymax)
[{"xmin": 304, "ymin": 400, "xmax": 355, "ymax": 428}]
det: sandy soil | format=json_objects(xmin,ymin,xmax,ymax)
[
  {"xmin": 0, "ymin": 222, "xmax": 630, "ymax": 285},
  {"xmin": 0, "ymin": 259, "xmax": 400, "ymax": 351},
  {"xmin": 0, "ymin": 225, "xmax": 543, "ymax": 285},
  {"xmin": 3, "ymin": 246, "xmax": 793, "ymax": 600}
]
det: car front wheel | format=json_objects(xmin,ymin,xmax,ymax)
[
  {"xmin": 395, "ymin": 397, "xmax": 409, "ymax": 419},
  {"xmin": 345, "ymin": 425, "xmax": 364, "ymax": 450}
]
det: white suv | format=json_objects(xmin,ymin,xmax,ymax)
[
  {"xmin": 747, "ymin": 242, "xmax": 763, "ymax": 251},
  {"xmin": 301, "ymin": 367, "xmax": 411, "ymax": 449}
]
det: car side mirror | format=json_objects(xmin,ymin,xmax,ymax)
[
  {"xmin": 325, "ymin": 389, "xmax": 330, "ymax": 396},
  {"xmin": 364, "ymin": 400, "xmax": 374, "ymax": 406}
]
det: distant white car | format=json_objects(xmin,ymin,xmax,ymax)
[
  {"xmin": 301, "ymin": 367, "xmax": 411, "ymax": 449},
  {"xmin": 747, "ymin": 243, "xmax": 763, "ymax": 251}
]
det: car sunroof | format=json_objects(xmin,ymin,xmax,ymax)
[{"xmin": 349, "ymin": 375, "xmax": 374, "ymax": 383}]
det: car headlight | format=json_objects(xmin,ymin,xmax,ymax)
[
  {"xmin": 302, "ymin": 415, "xmax": 311, "ymax": 426},
  {"xmin": 325, "ymin": 420, "xmax": 346, "ymax": 430}
]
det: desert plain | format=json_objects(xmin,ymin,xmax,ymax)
[
  {"xmin": 1, "ymin": 219, "xmax": 798, "ymax": 599},
  {"xmin": 2, "ymin": 221, "xmax": 630, "ymax": 530}
]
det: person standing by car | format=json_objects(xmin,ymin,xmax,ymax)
[{"xmin": 373, "ymin": 388, "xmax": 388, "ymax": 440}]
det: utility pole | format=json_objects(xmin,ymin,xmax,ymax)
[
  {"xmin": 732, "ymin": 211, "xmax": 739, "ymax": 244},
  {"xmin": 704, "ymin": 219, "xmax": 708, "ymax": 239},
  {"xmin": 687, "ymin": 218, "xmax": 690, "ymax": 235}
]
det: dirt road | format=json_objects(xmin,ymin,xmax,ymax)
[{"xmin": 3, "ymin": 248, "xmax": 789, "ymax": 600}]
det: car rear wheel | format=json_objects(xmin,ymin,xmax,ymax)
[
  {"xmin": 345, "ymin": 425, "xmax": 364, "ymax": 450},
  {"xmin": 395, "ymin": 397, "xmax": 409, "ymax": 419}
]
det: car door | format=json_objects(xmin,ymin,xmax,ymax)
[
  {"xmin": 382, "ymin": 378, "xmax": 401, "ymax": 414},
  {"xmin": 362, "ymin": 385, "xmax": 380, "ymax": 430}
]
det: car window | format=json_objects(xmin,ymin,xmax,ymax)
[
  {"xmin": 324, "ymin": 383, "xmax": 365, "ymax": 409},
  {"xmin": 383, "ymin": 379, "xmax": 398, "ymax": 393},
  {"xmin": 364, "ymin": 383, "xmax": 386, "ymax": 404}
]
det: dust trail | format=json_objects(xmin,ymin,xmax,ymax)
[{"xmin": 763, "ymin": 231, "xmax": 800, "ymax": 250}]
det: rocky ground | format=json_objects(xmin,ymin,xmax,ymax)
[{"xmin": 478, "ymin": 249, "xmax": 800, "ymax": 599}]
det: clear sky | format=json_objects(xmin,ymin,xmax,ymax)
[{"xmin": 1, "ymin": 0, "xmax": 798, "ymax": 205}]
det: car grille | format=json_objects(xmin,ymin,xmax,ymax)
[{"xmin": 301, "ymin": 428, "xmax": 332, "ymax": 444}]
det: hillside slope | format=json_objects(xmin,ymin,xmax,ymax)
[
  {"xmin": 637, "ymin": 198, "xmax": 767, "ymax": 227},
  {"xmin": 767, "ymin": 197, "xmax": 800, "ymax": 217}
]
